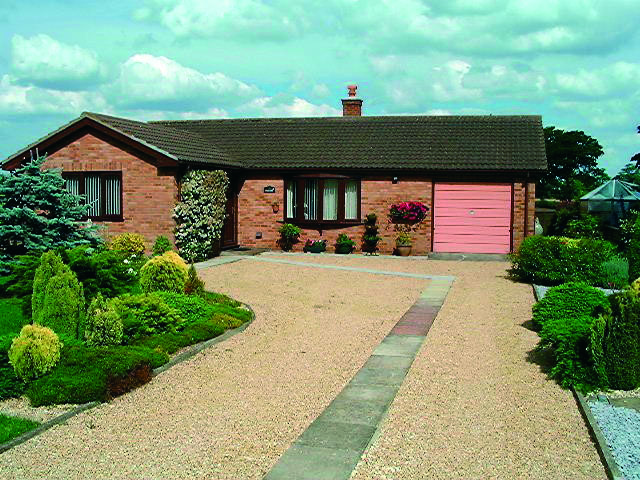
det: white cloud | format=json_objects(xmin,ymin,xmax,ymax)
[
  {"xmin": 311, "ymin": 83, "xmax": 330, "ymax": 98},
  {"xmin": 135, "ymin": 0, "xmax": 303, "ymax": 40},
  {"xmin": 11, "ymin": 34, "xmax": 105, "ymax": 89},
  {"xmin": 555, "ymin": 62, "xmax": 640, "ymax": 98},
  {"xmin": 237, "ymin": 95, "xmax": 340, "ymax": 117},
  {"xmin": 109, "ymin": 54, "xmax": 260, "ymax": 110},
  {"xmin": 0, "ymin": 75, "xmax": 108, "ymax": 116}
]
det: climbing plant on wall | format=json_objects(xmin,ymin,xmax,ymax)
[{"xmin": 173, "ymin": 169, "xmax": 229, "ymax": 262}]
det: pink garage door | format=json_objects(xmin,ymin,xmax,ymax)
[{"xmin": 433, "ymin": 183, "xmax": 511, "ymax": 254}]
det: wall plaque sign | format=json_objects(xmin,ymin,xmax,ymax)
[{"xmin": 264, "ymin": 186, "xmax": 276, "ymax": 193}]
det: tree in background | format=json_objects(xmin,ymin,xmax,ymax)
[
  {"xmin": 538, "ymin": 127, "xmax": 609, "ymax": 200},
  {"xmin": 0, "ymin": 156, "xmax": 101, "ymax": 272},
  {"xmin": 614, "ymin": 125, "xmax": 640, "ymax": 184}
]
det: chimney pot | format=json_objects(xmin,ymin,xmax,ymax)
[{"xmin": 342, "ymin": 84, "xmax": 363, "ymax": 116}]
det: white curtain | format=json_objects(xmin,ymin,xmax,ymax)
[
  {"xmin": 105, "ymin": 176, "xmax": 121, "ymax": 215},
  {"xmin": 323, "ymin": 180, "xmax": 338, "ymax": 220},
  {"xmin": 304, "ymin": 180, "xmax": 317, "ymax": 220},
  {"xmin": 85, "ymin": 175, "xmax": 101, "ymax": 217},
  {"xmin": 65, "ymin": 177, "xmax": 80, "ymax": 196},
  {"xmin": 286, "ymin": 181, "xmax": 296, "ymax": 219},
  {"xmin": 345, "ymin": 180, "xmax": 358, "ymax": 220}
]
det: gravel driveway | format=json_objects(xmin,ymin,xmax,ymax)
[
  {"xmin": 0, "ymin": 255, "xmax": 604, "ymax": 479},
  {"xmin": 0, "ymin": 259, "xmax": 424, "ymax": 479}
]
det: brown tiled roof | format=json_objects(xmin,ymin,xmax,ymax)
[
  {"xmin": 4, "ymin": 112, "xmax": 547, "ymax": 172},
  {"xmin": 152, "ymin": 115, "xmax": 547, "ymax": 171},
  {"xmin": 85, "ymin": 113, "xmax": 241, "ymax": 167}
]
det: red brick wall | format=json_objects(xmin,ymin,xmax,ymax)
[
  {"xmin": 512, "ymin": 181, "xmax": 536, "ymax": 250},
  {"xmin": 238, "ymin": 175, "xmax": 432, "ymax": 254},
  {"xmin": 43, "ymin": 132, "xmax": 178, "ymax": 247}
]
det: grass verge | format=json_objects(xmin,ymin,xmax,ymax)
[{"xmin": 0, "ymin": 414, "xmax": 39, "ymax": 444}]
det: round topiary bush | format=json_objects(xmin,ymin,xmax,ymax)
[
  {"xmin": 161, "ymin": 251, "xmax": 188, "ymax": 273},
  {"xmin": 152, "ymin": 235, "xmax": 172, "ymax": 256},
  {"xmin": 139, "ymin": 256, "xmax": 188, "ymax": 294},
  {"xmin": 8, "ymin": 324, "xmax": 62, "ymax": 381},
  {"xmin": 532, "ymin": 282, "xmax": 610, "ymax": 330},
  {"xmin": 85, "ymin": 294, "xmax": 123, "ymax": 346},
  {"xmin": 108, "ymin": 233, "xmax": 146, "ymax": 256}
]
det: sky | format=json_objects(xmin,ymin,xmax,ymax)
[{"xmin": 0, "ymin": 0, "xmax": 639, "ymax": 174}]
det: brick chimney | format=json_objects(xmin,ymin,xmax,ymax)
[{"xmin": 342, "ymin": 84, "xmax": 362, "ymax": 116}]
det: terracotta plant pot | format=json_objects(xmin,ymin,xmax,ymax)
[{"xmin": 396, "ymin": 245, "xmax": 412, "ymax": 256}]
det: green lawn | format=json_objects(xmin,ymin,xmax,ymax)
[
  {"xmin": 0, "ymin": 298, "xmax": 28, "ymax": 336},
  {"xmin": 0, "ymin": 414, "xmax": 39, "ymax": 444}
]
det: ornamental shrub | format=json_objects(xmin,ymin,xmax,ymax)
[
  {"xmin": 184, "ymin": 264, "xmax": 205, "ymax": 295},
  {"xmin": 132, "ymin": 317, "xmax": 225, "ymax": 354},
  {"xmin": 601, "ymin": 291, "xmax": 640, "ymax": 390},
  {"xmin": 174, "ymin": 170, "xmax": 229, "ymax": 262},
  {"xmin": 563, "ymin": 214, "xmax": 602, "ymax": 239},
  {"xmin": 109, "ymin": 294, "xmax": 184, "ymax": 341},
  {"xmin": 509, "ymin": 236, "xmax": 617, "ymax": 286},
  {"xmin": 619, "ymin": 209, "xmax": 640, "ymax": 251},
  {"xmin": 26, "ymin": 345, "xmax": 169, "ymax": 405},
  {"xmin": 532, "ymin": 282, "xmax": 609, "ymax": 330},
  {"xmin": 278, "ymin": 223, "xmax": 301, "ymax": 251},
  {"xmin": 40, "ymin": 270, "xmax": 85, "ymax": 339},
  {"xmin": 108, "ymin": 233, "xmax": 146, "ymax": 256},
  {"xmin": 153, "ymin": 291, "xmax": 212, "ymax": 326},
  {"xmin": 85, "ymin": 294, "xmax": 123, "ymax": 346},
  {"xmin": 538, "ymin": 314, "xmax": 596, "ymax": 389},
  {"xmin": 152, "ymin": 235, "xmax": 172, "ymax": 256},
  {"xmin": 161, "ymin": 250, "xmax": 188, "ymax": 273},
  {"xmin": 32, "ymin": 251, "xmax": 70, "ymax": 324},
  {"xmin": 63, "ymin": 246, "xmax": 140, "ymax": 301},
  {"xmin": 590, "ymin": 315, "xmax": 609, "ymax": 388},
  {"xmin": 8, "ymin": 324, "xmax": 61, "ymax": 381},
  {"xmin": 139, "ymin": 255, "xmax": 187, "ymax": 294}
]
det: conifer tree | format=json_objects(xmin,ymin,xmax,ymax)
[{"xmin": 0, "ymin": 156, "xmax": 100, "ymax": 271}]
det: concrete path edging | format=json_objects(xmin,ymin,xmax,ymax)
[
  {"xmin": 573, "ymin": 389, "xmax": 624, "ymax": 480},
  {"xmin": 263, "ymin": 276, "xmax": 454, "ymax": 480}
]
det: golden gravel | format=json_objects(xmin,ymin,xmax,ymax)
[
  {"xmin": 0, "ymin": 259, "xmax": 422, "ymax": 479},
  {"xmin": 0, "ymin": 255, "xmax": 604, "ymax": 479}
]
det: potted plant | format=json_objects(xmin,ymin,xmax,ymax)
[
  {"xmin": 335, "ymin": 233, "xmax": 356, "ymax": 254},
  {"xmin": 278, "ymin": 223, "xmax": 301, "ymax": 251},
  {"xmin": 361, "ymin": 213, "xmax": 381, "ymax": 254},
  {"xmin": 395, "ymin": 232, "xmax": 412, "ymax": 256},
  {"xmin": 303, "ymin": 239, "xmax": 327, "ymax": 253}
]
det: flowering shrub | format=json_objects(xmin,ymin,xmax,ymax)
[
  {"xmin": 174, "ymin": 170, "xmax": 229, "ymax": 262},
  {"xmin": 389, "ymin": 202, "xmax": 429, "ymax": 223},
  {"xmin": 108, "ymin": 233, "xmax": 146, "ymax": 256}
]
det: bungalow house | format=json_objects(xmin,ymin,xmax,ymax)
[{"xmin": 2, "ymin": 86, "xmax": 546, "ymax": 255}]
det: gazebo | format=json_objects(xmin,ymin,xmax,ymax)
[{"xmin": 580, "ymin": 178, "xmax": 640, "ymax": 227}]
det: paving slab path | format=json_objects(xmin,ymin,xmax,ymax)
[{"xmin": 0, "ymin": 256, "xmax": 605, "ymax": 479}]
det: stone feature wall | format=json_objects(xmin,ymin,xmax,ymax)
[
  {"xmin": 238, "ymin": 175, "xmax": 433, "ymax": 254},
  {"xmin": 43, "ymin": 132, "xmax": 178, "ymax": 246}
]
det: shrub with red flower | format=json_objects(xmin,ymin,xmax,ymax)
[{"xmin": 389, "ymin": 202, "xmax": 429, "ymax": 223}]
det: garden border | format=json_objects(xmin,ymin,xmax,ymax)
[
  {"xmin": 572, "ymin": 389, "xmax": 624, "ymax": 480},
  {"xmin": 532, "ymin": 285, "xmax": 623, "ymax": 480},
  {"xmin": 0, "ymin": 300, "xmax": 255, "ymax": 455}
]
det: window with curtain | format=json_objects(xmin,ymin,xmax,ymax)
[
  {"xmin": 284, "ymin": 177, "xmax": 360, "ymax": 225},
  {"xmin": 62, "ymin": 172, "xmax": 123, "ymax": 220}
]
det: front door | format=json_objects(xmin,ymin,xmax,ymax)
[{"xmin": 222, "ymin": 190, "xmax": 238, "ymax": 249}]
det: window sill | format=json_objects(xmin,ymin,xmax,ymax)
[{"xmin": 86, "ymin": 216, "xmax": 124, "ymax": 223}]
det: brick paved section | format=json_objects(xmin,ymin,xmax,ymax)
[{"xmin": 264, "ymin": 275, "xmax": 454, "ymax": 480}]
